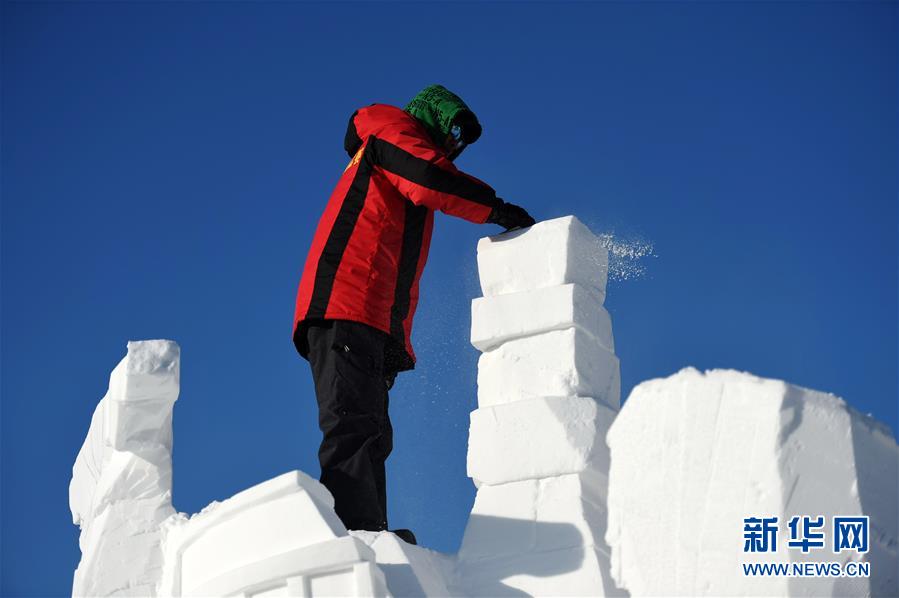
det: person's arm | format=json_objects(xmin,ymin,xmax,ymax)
[
  {"xmin": 368, "ymin": 130, "xmax": 501, "ymax": 223},
  {"xmin": 350, "ymin": 106, "xmax": 535, "ymax": 229}
]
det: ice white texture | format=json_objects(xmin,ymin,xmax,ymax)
[
  {"xmin": 349, "ymin": 530, "xmax": 456, "ymax": 597},
  {"xmin": 477, "ymin": 327, "xmax": 620, "ymax": 408},
  {"xmin": 477, "ymin": 216, "xmax": 608, "ymax": 299},
  {"xmin": 457, "ymin": 470, "xmax": 624, "ymax": 596},
  {"xmin": 459, "ymin": 471, "xmax": 609, "ymax": 559},
  {"xmin": 470, "ymin": 283, "xmax": 613, "ymax": 352},
  {"xmin": 70, "ymin": 343, "xmax": 391, "ymax": 598},
  {"xmin": 467, "ymin": 396, "xmax": 616, "ymax": 486},
  {"xmin": 159, "ymin": 471, "xmax": 389, "ymax": 597},
  {"xmin": 456, "ymin": 216, "xmax": 623, "ymax": 596},
  {"xmin": 606, "ymin": 367, "xmax": 899, "ymax": 597},
  {"xmin": 70, "ymin": 216, "xmax": 898, "ymax": 597},
  {"xmin": 69, "ymin": 340, "xmax": 180, "ymax": 597}
]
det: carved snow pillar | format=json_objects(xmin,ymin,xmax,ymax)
[
  {"xmin": 456, "ymin": 216, "xmax": 623, "ymax": 596},
  {"xmin": 69, "ymin": 340, "xmax": 181, "ymax": 597}
]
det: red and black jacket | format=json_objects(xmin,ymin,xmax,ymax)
[{"xmin": 293, "ymin": 104, "xmax": 502, "ymax": 371}]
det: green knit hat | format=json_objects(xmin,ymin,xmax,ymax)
[{"xmin": 405, "ymin": 84, "xmax": 482, "ymax": 147}]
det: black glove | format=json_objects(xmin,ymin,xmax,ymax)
[{"xmin": 487, "ymin": 200, "xmax": 536, "ymax": 231}]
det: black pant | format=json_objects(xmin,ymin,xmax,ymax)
[{"xmin": 306, "ymin": 320, "xmax": 395, "ymax": 531}]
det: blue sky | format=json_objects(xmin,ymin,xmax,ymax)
[{"xmin": 2, "ymin": 2, "xmax": 896, "ymax": 595}]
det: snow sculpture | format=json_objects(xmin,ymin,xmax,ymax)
[
  {"xmin": 158, "ymin": 471, "xmax": 391, "ymax": 597},
  {"xmin": 69, "ymin": 343, "xmax": 391, "ymax": 598},
  {"xmin": 606, "ymin": 367, "xmax": 899, "ymax": 597},
  {"xmin": 70, "ymin": 217, "xmax": 624, "ymax": 597},
  {"xmin": 69, "ymin": 340, "xmax": 180, "ymax": 597},
  {"xmin": 458, "ymin": 216, "xmax": 623, "ymax": 596},
  {"xmin": 71, "ymin": 215, "xmax": 899, "ymax": 598},
  {"xmin": 349, "ymin": 530, "xmax": 456, "ymax": 597}
]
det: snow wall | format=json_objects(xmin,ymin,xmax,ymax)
[{"xmin": 69, "ymin": 215, "xmax": 898, "ymax": 597}]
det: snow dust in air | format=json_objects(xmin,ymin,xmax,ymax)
[{"xmin": 596, "ymin": 231, "xmax": 656, "ymax": 282}]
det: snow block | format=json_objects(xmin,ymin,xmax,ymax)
[
  {"xmin": 351, "ymin": 530, "xmax": 458, "ymax": 597},
  {"xmin": 159, "ymin": 470, "xmax": 390, "ymax": 597},
  {"xmin": 467, "ymin": 396, "xmax": 616, "ymax": 486},
  {"xmin": 455, "ymin": 544, "xmax": 621, "ymax": 597},
  {"xmin": 477, "ymin": 216, "xmax": 608, "ymax": 297},
  {"xmin": 606, "ymin": 368, "xmax": 899, "ymax": 598},
  {"xmin": 471, "ymin": 283, "xmax": 613, "ymax": 353},
  {"xmin": 477, "ymin": 328, "xmax": 620, "ymax": 409},
  {"xmin": 168, "ymin": 534, "xmax": 387, "ymax": 598},
  {"xmin": 459, "ymin": 470, "xmax": 611, "ymax": 562},
  {"xmin": 69, "ymin": 340, "xmax": 180, "ymax": 598}
]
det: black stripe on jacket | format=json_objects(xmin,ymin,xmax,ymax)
[
  {"xmin": 369, "ymin": 137, "xmax": 499, "ymax": 209},
  {"xmin": 307, "ymin": 143, "xmax": 374, "ymax": 320},
  {"xmin": 390, "ymin": 202, "xmax": 428, "ymax": 341}
]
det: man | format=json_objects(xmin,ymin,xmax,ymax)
[{"xmin": 293, "ymin": 85, "xmax": 535, "ymax": 544}]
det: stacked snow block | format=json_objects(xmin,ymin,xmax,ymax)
[
  {"xmin": 159, "ymin": 471, "xmax": 390, "ymax": 597},
  {"xmin": 69, "ymin": 340, "xmax": 181, "ymax": 597},
  {"xmin": 606, "ymin": 368, "xmax": 899, "ymax": 598},
  {"xmin": 458, "ymin": 216, "xmax": 623, "ymax": 596}
]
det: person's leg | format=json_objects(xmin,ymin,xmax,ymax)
[
  {"xmin": 306, "ymin": 320, "xmax": 390, "ymax": 531},
  {"xmin": 374, "ymin": 390, "xmax": 393, "ymax": 520}
]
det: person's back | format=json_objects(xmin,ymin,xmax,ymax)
[{"xmin": 293, "ymin": 85, "xmax": 535, "ymax": 541}]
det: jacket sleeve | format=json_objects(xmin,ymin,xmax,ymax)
[{"xmin": 366, "ymin": 125, "xmax": 502, "ymax": 224}]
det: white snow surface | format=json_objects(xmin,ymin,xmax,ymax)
[
  {"xmin": 158, "ymin": 471, "xmax": 389, "ymax": 597},
  {"xmin": 477, "ymin": 215, "xmax": 608, "ymax": 299},
  {"xmin": 69, "ymin": 340, "xmax": 179, "ymax": 598},
  {"xmin": 467, "ymin": 396, "xmax": 616, "ymax": 486},
  {"xmin": 470, "ymin": 282, "xmax": 613, "ymax": 353},
  {"xmin": 69, "ymin": 216, "xmax": 898, "ymax": 597},
  {"xmin": 477, "ymin": 327, "xmax": 620, "ymax": 409},
  {"xmin": 606, "ymin": 367, "xmax": 898, "ymax": 597}
]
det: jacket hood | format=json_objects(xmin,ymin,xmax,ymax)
[{"xmin": 404, "ymin": 84, "xmax": 482, "ymax": 147}]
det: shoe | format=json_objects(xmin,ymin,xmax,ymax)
[{"xmin": 390, "ymin": 528, "xmax": 417, "ymax": 545}]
